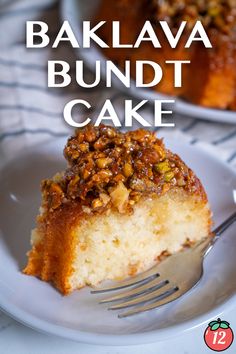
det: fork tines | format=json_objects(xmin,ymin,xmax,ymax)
[
  {"xmin": 91, "ymin": 211, "xmax": 236, "ymax": 318},
  {"xmin": 91, "ymin": 268, "xmax": 180, "ymax": 318}
]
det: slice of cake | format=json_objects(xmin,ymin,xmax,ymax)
[{"xmin": 24, "ymin": 125, "xmax": 212, "ymax": 294}]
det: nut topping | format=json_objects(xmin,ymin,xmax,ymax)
[{"xmin": 42, "ymin": 125, "xmax": 206, "ymax": 213}]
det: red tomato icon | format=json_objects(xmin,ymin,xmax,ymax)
[{"xmin": 204, "ymin": 318, "xmax": 234, "ymax": 351}]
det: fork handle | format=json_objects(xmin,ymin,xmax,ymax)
[
  {"xmin": 203, "ymin": 210, "xmax": 236, "ymax": 257},
  {"xmin": 213, "ymin": 211, "xmax": 236, "ymax": 237}
]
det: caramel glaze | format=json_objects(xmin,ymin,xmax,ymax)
[{"xmin": 95, "ymin": 0, "xmax": 236, "ymax": 110}]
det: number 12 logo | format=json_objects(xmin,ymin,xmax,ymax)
[{"xmin": 204, "ymin": 318, "xmax": 234, "ymax": 351}]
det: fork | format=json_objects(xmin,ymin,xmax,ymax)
[{"xmin": 91, "ymin": 211, "xmax": 236, "ymax": 318}]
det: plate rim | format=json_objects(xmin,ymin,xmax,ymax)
[
  {"xmin": 0, "ymin": 293, "xmax": 236, "ymax": 346},
  {"xmin": 1, "ymin": 137, "xmax": 236, "ymax": 345}
]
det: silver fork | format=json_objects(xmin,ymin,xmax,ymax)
[{"xmin": 91, "ymin": 211, "xmax": 236, "ymax": 318}]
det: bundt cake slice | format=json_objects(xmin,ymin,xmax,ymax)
[{"xmin": 24, "ymin": 125, "xmax": 212, "ymax": 294}]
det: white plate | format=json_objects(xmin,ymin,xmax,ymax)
[
  {"xmin": 60, "ymin": 0, "xmax": 236, "ymax": 124},
  {"xmin": 0, "ymin": 136, "xmax": 236, "ymax": 345}
]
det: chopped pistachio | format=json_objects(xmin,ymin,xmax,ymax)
[
  {"xmin": 154, "ymin": 160, "xmax": 171, "ymax": 174},
  {"xmin": 164, "ymin": 171, "xmax": 175, "ymax": 182}
]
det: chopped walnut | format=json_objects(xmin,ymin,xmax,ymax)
[
  {"xmin": 109, "ymin": 181, "xmax": 130, "ymax": 213},
  {"xmin": 41, "ymin": 124, "xmax": 206, "ymax": 214}
]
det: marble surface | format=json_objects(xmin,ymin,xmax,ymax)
[{"xmin": 0, "ymin": 306, "xmax": 236, "ymax": 354}]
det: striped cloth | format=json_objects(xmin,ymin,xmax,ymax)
[{"xmin": 0, "ymin": 0, "xmax": 236, "ymax": 169}]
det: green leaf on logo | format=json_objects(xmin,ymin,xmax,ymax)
[
  {"xmin": 209, "ymin": 321, "xmax": 218, "ymax": 327},
  {"xmin": 221, "ymin": 321, "xmax": 230, "ymax": 326},
  {"xmin": 211, "ymin": 323, "xmax": 220, "ymax": 331},
  {"xmin": 220, "ymin": 323, "xmax": 229, "ymax": 329}
]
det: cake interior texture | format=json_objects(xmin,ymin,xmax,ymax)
[
  {"xmin": 24, "ymin": 125, "xmax": 212, "ymax": 294},
  {"xmin": 69, "ymin": 191, "xmax": 210, "ymax": 290}
]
